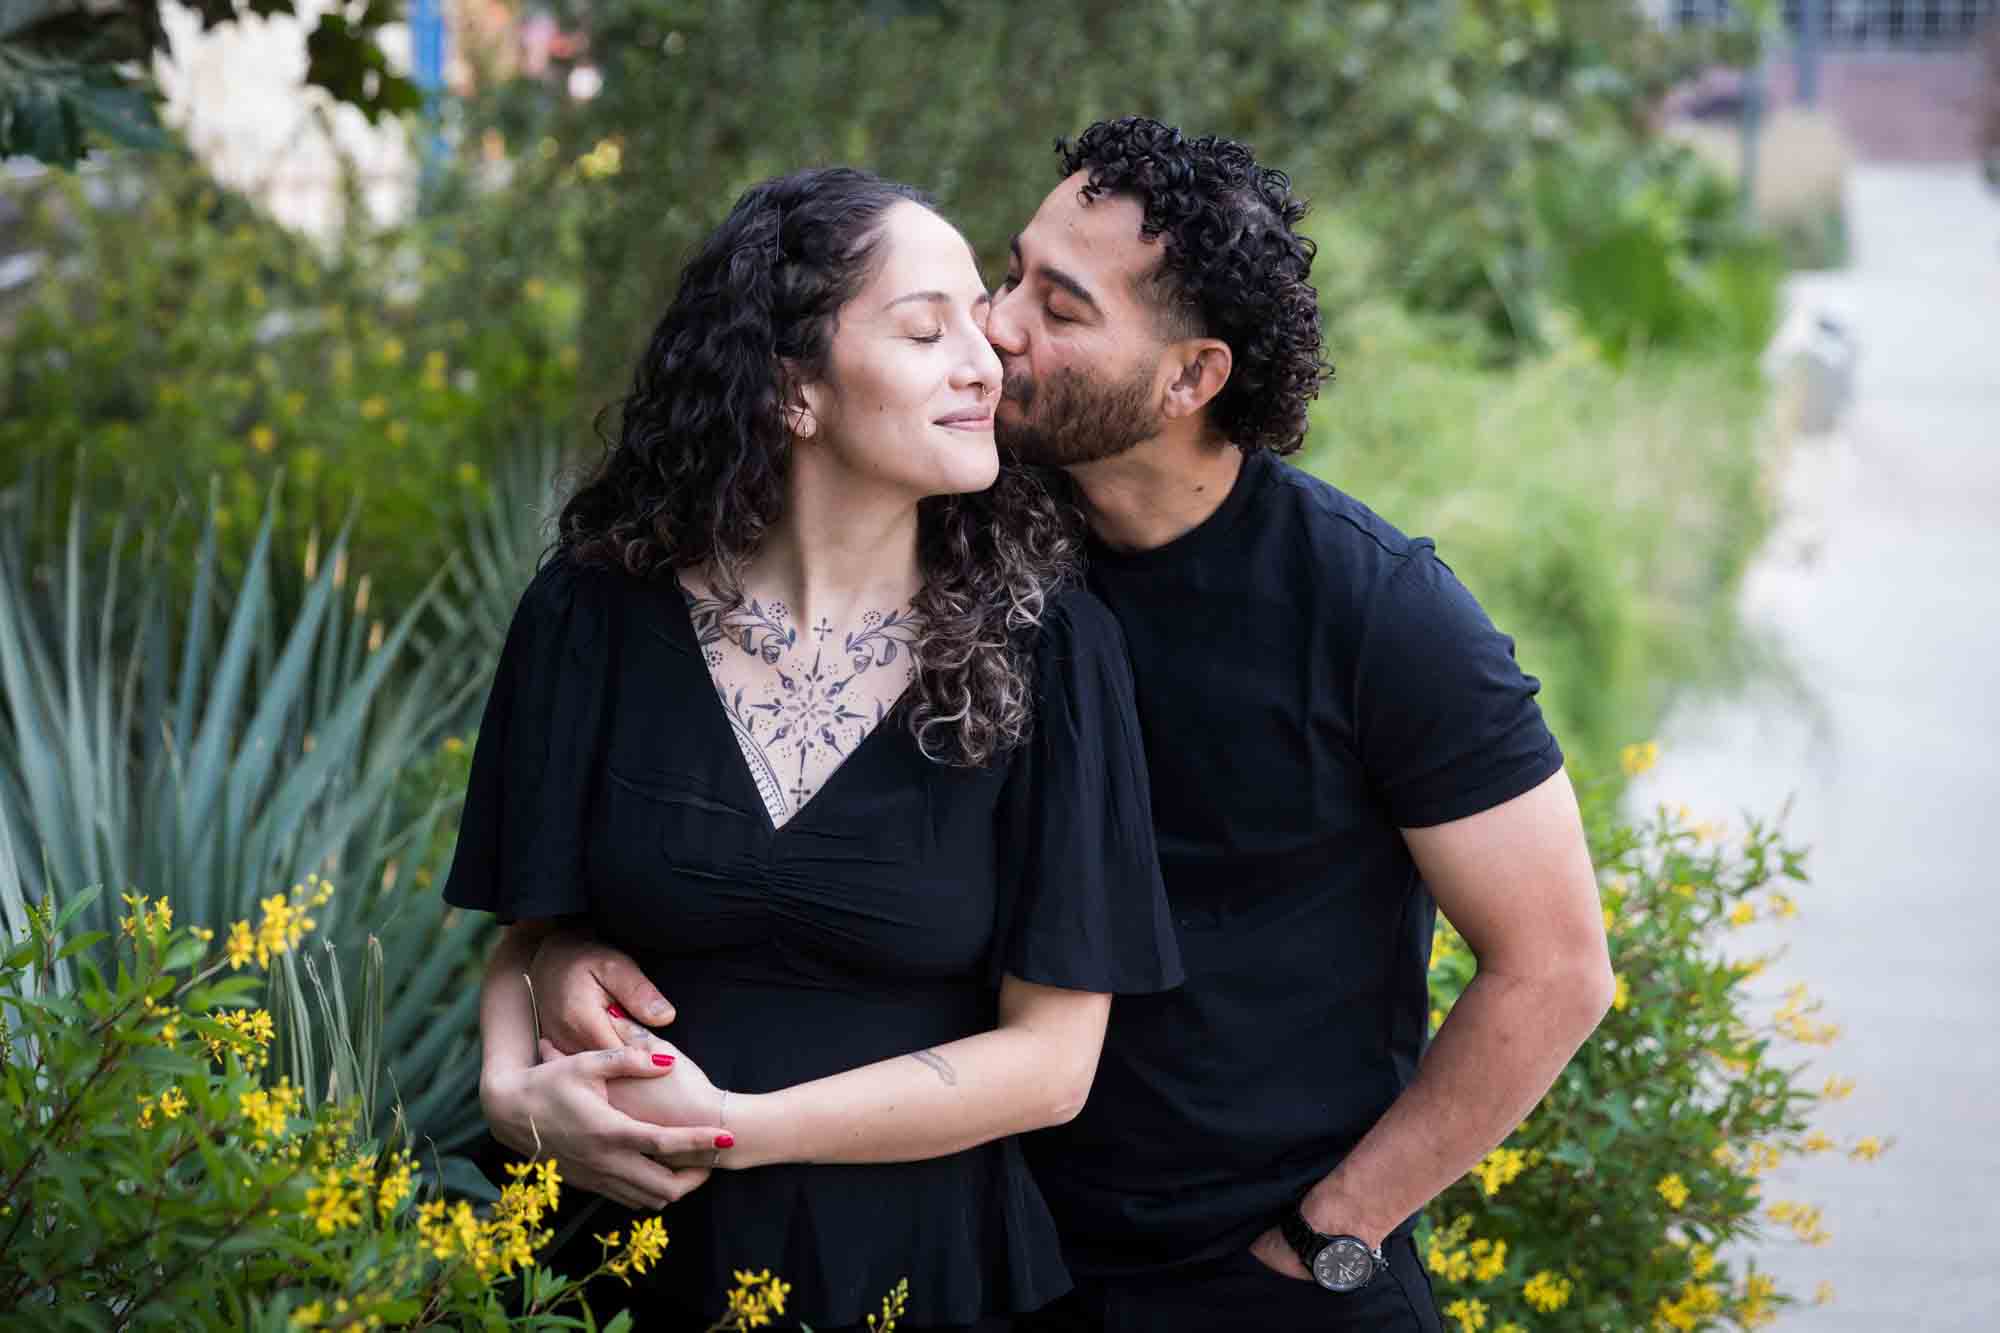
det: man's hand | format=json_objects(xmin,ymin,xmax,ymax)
[
  {"xmin": 529, "ymin": 928, "xmax": 675, "ymax": 1055},
  {"xmin": 480, "ymin": 1044, "xmax": 724, "ymax": 1210},
  {"xmin": 1248, "ymin": 1226, "xmax": 1312, "ymax": 1281}
]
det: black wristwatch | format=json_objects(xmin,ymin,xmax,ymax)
[{"xmin": 1279, "ymin": 1207, "xmax": 1387, "ymax": 1293}]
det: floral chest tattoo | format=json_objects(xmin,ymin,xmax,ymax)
[{"xmin": 681, "ymin": 587, "xmax": 920, "ymax": 826}]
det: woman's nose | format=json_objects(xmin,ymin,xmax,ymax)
[{"xmin": 966, "ymin": 329, "xmax": 1003, "ymax": 394}]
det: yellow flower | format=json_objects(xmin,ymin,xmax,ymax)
[
  {"xmin": 625, "ymin": 1214, "xmax": 668, "ymax": 1273},
  {"xmin": 1619, "ymin": 740, "xmax": 1660, "ymax": 776},
  {"xmin": 422, "ymin": 350, "xmax": 448, "ymax": 391},
  {"xmin": 238, "ymin": 1079, "xmax": 300, "ymax": 1148},
  {"xmin": 867, "ymin": 1276, "xmax": 910, "ymax": 1332},
  {"xmin": 359, "ymin": 395, "xmax": 388, "ymax": 420},
  {"xmin": 249, "ymin": 424, "xmax": 277, "ymax": 454},
  {"xmin": 419, "ymin": 1200, "xmax": 457, "ymax": 1260},
  {"xmin": 306, "ymin": 1169, "xmax": 364, "ymax": 1234},
  {"xmin": 158, "ymin": 1087, "xmax": 188, "ymax": 1120},
  {"xmin": 1441, "ymin": 1297, "xmax": 1487, "ymax": 1333},
  {"xmin": 725, "ymin": 1268, "xmax": 794, "ymax": 1329},
  {"xmin": 1768, "ymin": 891, "xmax": 1798, "ymax": 920},
  {"xmin": 1471, "ymin": 1147, "xmax": 1528, "ymax": 1198},
  {"xmin": 1822, "ymin": 1074, "xmax": 1855, "ymax": 1101},
  {"xmin": 379, "ymin": 337, "xmax": 404, "ymax": 366},
  {"xmin": 457, "ymin": 461, "xmax": 481, "ymax": 486},
  {"xmin": 1656, "ymin": 1173, "xmax": 1690, "ymax": 1210},
  {"xmin": 1728, "ymin": 901, "xmax": 1755, "ymax": 927},
  {"xmin": 225, "ymin": 920, "xmax": 257, "ymax": 970},
  {"xmin": 1801, "ymin": 1131, "xmax": 1835, "ymax": 1154},
  {"xmin": 1815, "ymin": 1281, "xmax": 1836, "ymax": 1304},
  {"xmin": 1849, "ymin": 1136, "xmax": 1884, "ymax": 1161},
  {"xmin": 523, "ymin": 277, "xmax": 549, "ymax": 302},
  {"xmin": 291, "ymin": 1301, "xmax": 324, "ymax": 1328},
  {"xmin": 376, "ymin": 1151, "xmax": 416, "ymax": 1220},
  {"xmin": 1469, "ymin": 1237, "xmax": 1506, "ymax": 1282},
  {"xmin": 283, "ymin": 390, "xmax": 307, "ymax": 418},
  {"xmin": 1611, "ymin": 973, "xmax": 1630, "ymax": 1012},
  {"xmin": 1670, "ymin": 881, "xmax": 1696, "ymax": 898},
  {"xmin": 135, "ymin": 1093, "xmax": 157, "ymax": 1129},
  {"xmin": 1523, "ymin": 1269, "xmax": 1572, "ymax": 1312},
  {"xmin": 1602, "ymin": 904, "xmax": 1615, "ymax": 933},
  {"xmin": 1689, "ymin": 1243, "xmax": 1716, "ymax": 1278},
  {"xmin": 1429, "ymin": 932, "xmax": 1453, "ymax": 969},
  {"xmin": 576, "ymin": 138, "xmax": 623, "ymax": 180},
  {"xmin": 385, "ymin": 420, "xmax": 408, "ymax": 445}
]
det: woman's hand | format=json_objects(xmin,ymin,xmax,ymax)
[{"xmin": 480, "ymin": 1043, "xmax": 728, "ymax": 1210}]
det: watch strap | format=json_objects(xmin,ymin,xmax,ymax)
[{"xmin": 1277, "ymin": 1206, "xmax": 1327, "ymax": 1269}]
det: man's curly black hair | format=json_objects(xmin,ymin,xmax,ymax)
[{"xmin": 1058, "ymin": 117, "xmax": 1332, "ymax": 456}]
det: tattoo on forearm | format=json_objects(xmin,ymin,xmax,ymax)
[{"xmin": 911, "ymin": 1049, "xmax": 957, "ymax": 1086}]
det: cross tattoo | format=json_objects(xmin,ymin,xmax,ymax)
[{"xmin": 813, "ymin": 617, "xmax": 833, "ymax": 643}]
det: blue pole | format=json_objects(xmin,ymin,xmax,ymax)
[{"xmin": 410, "ymin": 0, "xmax": 448, "ymax": 175}]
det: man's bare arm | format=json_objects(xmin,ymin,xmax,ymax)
[
  {"xmin": 1251, "ymin": 768, "xmax": 1613, "ymax": 1276},
  {"xmin": 528, "ymin": 927, "xmax": 677, "ymax": 1054}
]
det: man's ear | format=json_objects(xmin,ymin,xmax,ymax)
[{"xmin": 1159, "ymin": 338, "xmax": 1232, "ymax": 423}]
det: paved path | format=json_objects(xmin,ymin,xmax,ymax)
[{"xmin": 1631, "ymin": 165, "xmax": 2000, "ymax": 1329}]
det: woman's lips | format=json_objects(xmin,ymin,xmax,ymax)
[{"xmin": 934, "ymin": 410, "xmax": 994, "ymax": 430}]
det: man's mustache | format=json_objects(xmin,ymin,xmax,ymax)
[{"xmin": 1001, "ymin": 370, "xmax": 1035, "ymax": 407}]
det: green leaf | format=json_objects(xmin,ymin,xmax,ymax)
[{"xmin": 68, "ymin": 82, "xmax": 171, "ymax": 152}]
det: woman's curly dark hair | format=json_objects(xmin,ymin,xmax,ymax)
[
  {"xmin": 1059, "ymin": 117, "xmax": 1332, "ymax": 455},
  {"xmin": 558, "ymin": 167, "xmax": 1079, "ymax": 767}
]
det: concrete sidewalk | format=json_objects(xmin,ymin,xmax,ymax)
[{"xmin": 1631, "ymin": 166, "xmax": 2000, "ymax": 1329}]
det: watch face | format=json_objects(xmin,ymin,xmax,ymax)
[{"xmin": 1312, "ymin": 1238, "xmax": 1376, "ymax": 1292}]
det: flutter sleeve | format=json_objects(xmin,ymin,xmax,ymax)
[
  {"xmin": 993, "ymin": 587, "xmax": 1183, "ymax": 994},
  {"xmin": 441, "ymin": 555, "xmax": 616, "ymax": 924}
]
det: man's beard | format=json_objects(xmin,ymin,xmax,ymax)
[{"xmin": 994, "ymin": 362, "xmax": 1159, "ymax": 468}]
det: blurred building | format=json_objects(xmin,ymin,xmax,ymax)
[{"xmin": 1649, "ymin": 0, "xmax": 1999, "ymax": 160}]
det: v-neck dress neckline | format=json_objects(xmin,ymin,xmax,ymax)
[{"xmin": 667, "ymin": 577, "xmax": 916, "ymax": 837}]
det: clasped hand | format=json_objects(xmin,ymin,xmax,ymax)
[{"xmin": 480, "ymin": 1038, "xmax": 729, "ymax": 1212}]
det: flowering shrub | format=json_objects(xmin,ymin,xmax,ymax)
[
  {"xmin": 1420, "ymin": 751, "xmax": 1888, "ymax": 1331},
  {"xmin": 0, "ymin": 878, "xmax": 909, "ymax": 1329}
]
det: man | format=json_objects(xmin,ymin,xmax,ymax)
[{"xmin": 524, "ymin": 118, "xmax": 1613, "ymax": 1331}]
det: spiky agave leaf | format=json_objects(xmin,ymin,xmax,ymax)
[{"xmin": 0, "ymin": 471, "xmax": 492, "ymax": 1151}]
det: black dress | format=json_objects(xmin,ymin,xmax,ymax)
[{"xmin": 442, "ymin": 555, "xmax": 1181, "ymax": 1330}]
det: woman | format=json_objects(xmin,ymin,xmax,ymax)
[{"xmin": 441, "ymin": 168, "xmax": 1181, "ymax": 1331}]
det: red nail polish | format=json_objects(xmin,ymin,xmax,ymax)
[
  {"xmin": 651, "ymin": 1053, "xmax": 674, "ymax": 1068},
  {"xmin": 714, "ymin": 1132, "xmax": 735, "ymax": 1149},
  {"xmin": 607, "ymin": 1004, "xmax": 627, "ymax": 1020}
]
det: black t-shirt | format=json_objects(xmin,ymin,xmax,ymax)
[
  {"xmin": 441, "ymin": 557, "xmax": 1182, "ymax": 1326},
  {"xmin": 1025, "ymin": 448, "xmax": 1563, "ymax": 1278}
]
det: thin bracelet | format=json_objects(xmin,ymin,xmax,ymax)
[{"xmin": 713, "ymin": 1090, "xmax": 730, "ymax": 1168}]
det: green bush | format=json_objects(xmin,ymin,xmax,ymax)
[
  {"xmin": 1301, "ymin": 321, "xmax": 1771, "ymax": 772},
  {"xmin": 0, "ymin": 152, "xmax": 582, "ymax": 613},
  {"xmin": 1420, "ymin": 761, "xmax": 1886, "ymax": 1332}
]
